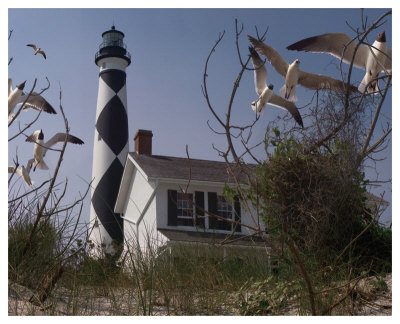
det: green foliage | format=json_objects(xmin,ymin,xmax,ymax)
[
  {"xmin": 236, "ymin": 275, "xmax": 299, "ymax": 315},
  {"xmin": 9, "ymin": 220, "xmax": 59, "ymax": 288},
  {"xmin": 222, "ymin": 184, "xmax": 236, "ymax": 202},
  {"xmin": 370, "ymin": 276, "xmax": 388, "ymax": 292},
  {"xmin": 350, "ymin": 222, "xmax": 392, "ymax": 274},
  {"xmin": 251, "ymin": 130, "xmax": 370, "ymax": 265},
  {"xmin": 64, "ymin": 240, "xmax": 127, "ymax": 288}
]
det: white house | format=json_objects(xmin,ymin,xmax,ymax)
[
  {"xmin": 114, "ymin": 129, "xmax": 267, "ymax": 256},
  {"xmin": 113, "ymin": 129, "xmax": 389, "ymax": 258}
]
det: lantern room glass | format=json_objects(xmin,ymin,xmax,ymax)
[{"xmin": 102, "ymin": 31, "xmax": 124, "ymax": 48}]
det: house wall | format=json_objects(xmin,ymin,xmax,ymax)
[
  {"xmin": 121, "ymin": 167, "xmax": 167, "ymax": 253},
  {"xmin": 120, "ymin": 167, "xmax": 266, "ymax": 252}
]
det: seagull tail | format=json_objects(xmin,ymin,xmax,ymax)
[
  {"xmin": 358, "ymin": 74, "xmax": 379, "ymax": 95},
  {"xmin": 279, "ymin": 85, "xmax": 286, "ymax": 98},
  {"xmin": 358, "ymin": 74, "xmax": 370, "ymax": 94},
  {"xmin": 36, "ymin": 160, "xmax": 49, "ymax": 170},
  {"xmin": 358, "ymin": 82, "xmax": 366, "ymax": 94},
  {"xmin": 287, "ymin": 89, "xmax": 298, "ymax": 102},
  {"xmin": 25, "ymin": 178, "xmax": 34, "ymax": 187}
]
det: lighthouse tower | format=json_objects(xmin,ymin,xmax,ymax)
[{"xmin": 89, "ymin": 25, "xmax": 131, "ymax": 255}]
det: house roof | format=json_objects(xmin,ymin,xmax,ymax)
[
  {"xmin": 364, "ymin": 191, "xmax": 390, "ymax": 207},
  {"xmin": 129, "ymin": 152, "xmax": 256, "ymax": 184}
]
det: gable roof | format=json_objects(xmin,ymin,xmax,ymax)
[{"xmin": 129, "ymin": 152, "xmax": 255, "ymax": 184}]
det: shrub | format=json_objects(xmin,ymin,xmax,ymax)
[
  {"xmin": 251, "ymin": 131, "xmax": 366, "ymax": 264},
  {"xmin": 9, "ymin": 219, "xmax": 58, "ymax": 288}
]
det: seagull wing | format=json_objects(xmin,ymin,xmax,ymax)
[
  {"xmin": 268, "ymin": 94, "xmax": 304, "ymax": 128},
  {"xmin": 8, "ymin": 78, "xmax": 12, "ymax": 96},
  {"xmin": 8, "ymin": 166, "xmax": 23, "ymax": 177},
  {"xmin": 298, "ymin": 70, "xmax": 359, "ymax": 93},
  {"xmin": 38, "ymin": 50, "xmax": 46, "ymax": 59},
  {"xmin": 18, "ymin": 92, "xmax": 56, "ymax": 114},
  {"xmin": 21, "ymin": 167, "xmax": 34, "ymax": 186},
  {"xmin": 25, "ymin": 159, "xmax": 35, "ymax": 175},
  {"xmin": 249, "ymin": 46, "xmax": 267, "ymax": 96},
  {"xmin": 286, "ymin": 33, "xmax": 369, "ymax": 70},
  {"xmin": 27, "ymin": 44, "xmax": 38, "ymax": 51},
  {"xmin": 43, "ymin": 133, "xmax": 84, "ymax": 155},
  {"xmin": 248, "ymin": 35, "xmax": 289, "ymax": 77},
  {"xmin": 384, "ymin": 49, "xmax": 392, "ymax": 72}
]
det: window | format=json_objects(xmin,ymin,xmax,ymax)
[
  {"xmin": 167, "ymin": 190, "xmax": 238, "ymax": 231},
  {"xmin": 208, "ymin": 193, "xmax": 240, "ymax": 232},
  {"xmin": 217, "ymin": 195, "xmax": 233, "ymax": 219},
  {"xmin": 176, "ymin": 192, "xmax": 194, "ymax": 226},
  {"xmin": 215, "ymin": 195, "xmax": 233, "ymax": 231}
]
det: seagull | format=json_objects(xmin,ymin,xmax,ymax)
[
  {"xmin": 8, "ymin": 159, "xmax": 35, "ymax": 187},
  {"xmin": 8, "ymin": 79, "xmax": 26, "ymax": 121},
  {"xmin": 249, "ymin": 46, "xmax": 303, "ymax": 128},
  {"xmin": 26, "ymin": 44, "xmax": 46, "ymax": 59},
  {"xmin": 286, "ymin": 31, "xmax": 392, "ymax": 94},
  {"xmin": 25, "ymin": 129, "xmax": 84, "ymax": 171},
  {"xmin": 8, "ymin": 78, "xmax": 57, "ymax": 121},
  {"xmin": 248, "ymin": 35, "xmax": 359, "ymax": 102}
]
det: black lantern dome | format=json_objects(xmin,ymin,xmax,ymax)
[{"xmin": 95, "ymin": 25, "xmax": 131, "ymax": 66}]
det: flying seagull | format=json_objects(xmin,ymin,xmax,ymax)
[
  {"xmin": 26, "ymin": 129, "xmax": 84, "ymax": 171},
  {"xmin": 248, "ymin": 35, "xmax": 359, "ymax": 102},
  {"xmin": 249, "ymin": 46, "xmax": 303, "ymax": 128},
  {"xmin": 8, "ymin": 79, "xmax": 26, "ymax": 121},
  {"xmin": 8, "ymin": 159, "xmax": 35, "ymax": 187},
  {"xmin": 26, "ymin": 44, "xmax": 46, "ymax": 59},
  {"xmin": 286, "ymin": 31, "xmax": 392, "ymax": 94},
  {"xmin": 8, "ymin": 78, "xmax": 57, "ymax": 121}
]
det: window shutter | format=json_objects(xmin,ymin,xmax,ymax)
[
  {"xmin": 167, "ymin": 190, "xmax": 177, "ymax": 226},
  {"xmin": 234, "ymin": 195, "xmax": 242, "ymax": 232},
  {"xmin": 195, "ymin": 191, "xmax": 205, "ymax": 228},
  {"xmin": 208, "ymin": 192, "xmax": 218, "ymax": 229}
]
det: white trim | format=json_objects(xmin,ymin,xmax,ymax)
[
  {"xmin": 121, "ymin": 215, "xmax": 136, "ymax": 225},
  {"xmin": 149, "ymin": 176, "xmax": 248, "ymax": 188},
  {"xmin": 128, "ymin": 154, "xmax": 150, "ymax": 182},
  {"xmin": 114, "ymin": 155, "xmax": 134, "ymax": 213}
]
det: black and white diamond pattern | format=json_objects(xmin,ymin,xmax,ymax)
[
  {"xmin": 91, "ymin": 69, "xmax": 129, "ymax": 244},
  {"xmin": 92, "ymin": 159, "xmax": 125, "ymax": 242},
  {"xmin": 96, "ymin": 95, "xmax": 128, "ymax": 155}
]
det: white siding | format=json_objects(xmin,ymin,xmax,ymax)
[
  {"xmin": 122, "ymin": 167, "xmax": 164, "ymax": 252},
  {"xmin": 123, "ymin": 167, "xmax": 154, "ymax": 224},
  {"xmin": 120, "ymin": 165, "xmax": 266, "ymax": 251}
]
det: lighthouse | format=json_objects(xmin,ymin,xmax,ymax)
[{"xmin": 89, "ymin": 25, "xmax": 131, "ymax": 255}]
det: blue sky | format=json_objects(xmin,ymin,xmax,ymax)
[{"xmin": 7, "ymin": 7, "xmax": 392, "ymax": 229}]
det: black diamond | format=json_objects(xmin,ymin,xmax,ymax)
[
  {"xmin": 92, "ymin": 158, "xmax": 124, "ymax": 243},
  {"xmin": 99, "ymin": 69, "xmax": 126, "ymax": 93},
  {"xmin": 96, "ymin": 95, "xmax": 128, "ymax": 156}
]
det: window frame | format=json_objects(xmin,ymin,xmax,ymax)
[
  {"xmin": 167, "ymin": 189, "xmax": 240, "ymax": 232},
  {"xmin": 176, "ymin": 192, "xmax": 195, "ymax": 226}
]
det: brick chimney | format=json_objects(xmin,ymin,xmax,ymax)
[{"xmin": 134, "ymin": 129, "xmax": 153, "ymax": 155}]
